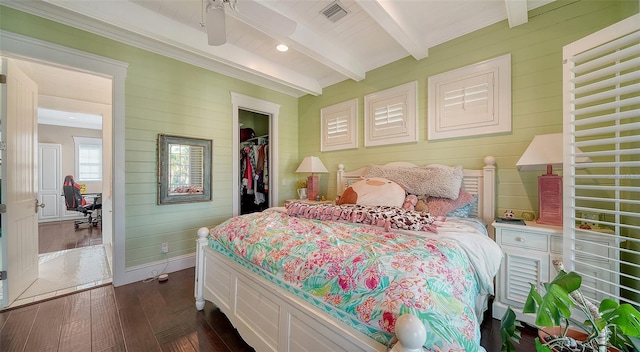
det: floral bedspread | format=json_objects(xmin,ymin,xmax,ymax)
[{"xmin": 208, "ymin": 210, "xmax": 496, "ymax": 351}]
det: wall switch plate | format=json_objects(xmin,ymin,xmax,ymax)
[{"xmin": 161, "ymin": 242, "xmax": 169, "ymax": 253}]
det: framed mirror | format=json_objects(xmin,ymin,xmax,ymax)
[{"xmin": 158, "ymin": 134, "xmax": 212, "ymax": 205}]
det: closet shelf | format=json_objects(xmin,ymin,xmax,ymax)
[{"xmin": 243, "ymin": 135, "xmax": 269, "ymax": 144}]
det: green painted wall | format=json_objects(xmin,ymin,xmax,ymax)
[
  {"xmin": 0, "ymin": 7, "xmax": 299, "ymax": 268},
  {"xmin": 298, "ymin": 0, "xmax": 638, "ymax": 219},
  {"xmin": 1, "ymin": 0, "xmax": 637, "ymax": 270}
]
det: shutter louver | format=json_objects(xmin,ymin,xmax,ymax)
[
  {"xmin": 564, "ymin": 17, "xmax": 640, "ymax": 306},
  {"xmin": 190, "ymin": 146, "xmax": 204, "ymax": 187},
  {"xmin": 328, "ymin": 115, "xmax": 349, "ymax": 139}
]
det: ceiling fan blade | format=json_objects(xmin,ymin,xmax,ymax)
[
  {"xmin": 235, "ymin": 0, "xmax": 296, "ymax": 38},
  {"xmin": 206, "ymin": 3, "xmax": 226, "ymax": 46}
]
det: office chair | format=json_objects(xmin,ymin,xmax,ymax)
[{"xmin": 63, "ymin": 175, "xmax": 102, "ymax": 230}]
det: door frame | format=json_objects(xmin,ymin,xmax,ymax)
[
  {"xmin": 0, "ymin": 30, "xmax": 128, "ymax": 286},
  {"xmin": 231, "ymin": 92, "xmax": 280, "ymax": 216}
]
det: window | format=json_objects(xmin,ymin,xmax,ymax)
[
  {"xmin": 428, "ymin": 54, "xmax": 511, "ymax": 140},
  {"xmin": 321, "ymin": 98, "xmax": 358, "ymax": 151},
  {"xmin": 364, "ymin": 81, "xmax": 417, "ymax": 147},
  {"xmin": 563, "ymin": 15, "xmax": 639, "ymax": 306},
  {"xmin": 74, "ymin": 137, "xmax": 102, "ymax": 181},
  {"xmin": 168, "ymin": 143, "xmax": 203, "ymax": 193}
]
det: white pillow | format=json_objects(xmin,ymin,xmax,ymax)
[{"xmin": 337, "ymin": 177, "xmax": 406, "ymax": 207}]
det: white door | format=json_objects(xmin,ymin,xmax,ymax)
[
  {"xmin": 38, "ymin": 143, "xmax": 62, "ymax": 222},
  {"xmin": 0, "ymin": 58, "xmax": 40, "ymax": 307}
]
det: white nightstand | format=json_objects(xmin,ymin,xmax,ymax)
[
  {"xmin": 492, "ymin": 221, "xmax": 562, "ymax": 325},
  {"xmin": 492, "ymin": 221, "xmax": 618, "ymax": 324}
]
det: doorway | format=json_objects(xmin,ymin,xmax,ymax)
[
  {"xmin": 0, "ymin": 57, "xmax": 114, "ymax": 309},
  {"xmin": 231, "ymin": 92, "xmax": 281, "ymax": 216},
  {"xmin": 239, "ymin": 109, "xmax": 270, "ymax": 215}
]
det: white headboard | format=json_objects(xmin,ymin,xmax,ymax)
[{"xmin": 336, "ymin": 156, "xmax": 497, "ymax": 227}]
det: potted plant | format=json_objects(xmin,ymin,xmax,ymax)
[{"xmin": 501, "ymin": 261, "xmax": 640, "ymax": 352}]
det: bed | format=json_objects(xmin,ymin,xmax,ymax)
[{"xmin": 195, "ymin": 156, "xmax": 500, "ymax": 352}]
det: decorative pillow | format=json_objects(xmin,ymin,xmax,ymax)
[
  {"xmin": 426, "ymin": 188, "xmax": 475, "ymax": 217},
  {"xmin": 285, "ymin": 202, "xmax": 444, "ymax": 234},
  {"xmin": 337, "ymin": 177, "xmax": 406, "ymax": 207},
  {"xmin": 446, "ymin": 201, "xmax": 475, "ymax": 218},
  {"xmin": 365, "ymin": 164, "xmax": 464, "ymax": 199}
]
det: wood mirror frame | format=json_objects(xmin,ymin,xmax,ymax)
[{"xmin": 158, "ymin": 134, "xmax": 212, "ymax": 205}]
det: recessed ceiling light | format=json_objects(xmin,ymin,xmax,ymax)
[{"xmin": 276, "ymin": 44, "xmax": 289, "ymax": 52}]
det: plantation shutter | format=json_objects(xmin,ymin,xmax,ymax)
[
  {"xmin": 320, "ymin": 98, "xmax": 357, "ymax": 151},
  {"xmin": 328, "ymin": 115, "xmax": 349, "ymax": 140},
  {"xmin": 364, "ymin": 81, "xmax": 417, "ymax": 147},
  {"xmin": 563, "ymin": 14, "xmax": 640, "ymax": 306},
  {"xmin": 189, "ymin": 146, "xmax": 204, "ymax": 187},
  {"xmin": 372, "ymin": 99, "xmax": 406, "ymax": 136},
  {"xmin": 441, "ymin": 78, "xmax": 492, "ymax": 123}
]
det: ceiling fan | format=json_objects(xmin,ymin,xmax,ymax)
[{"xmin": 201, "ymin": 0, "xmax": 297, "ymax": 46}]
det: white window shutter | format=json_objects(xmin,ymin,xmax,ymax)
[
  {"xmin": 563, "ymin": 14, "xmax": 640, "ymax": 305},
  {"xmin": 321, "ymin": 98, "xmax": 358, "ymax": 151},
  {"xmin": 365, "ymin": 81, "xmax": 417, "ymax": 147},
  {"xmin": 428, "ymin": 54, "xmax": 511, "ymax": 140}
]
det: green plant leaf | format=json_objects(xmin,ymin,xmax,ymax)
[
  {"xmin": 500, "ymin": 307, "xmax": 523, "ymax": 352},
  {"xmin": 523, "ymin": 283, "xmax": 543, "ymax": 314},
  {"xmin": 529, "ymin": 272, "xmax": 583, "ymax": 328},
  {"xmin": 598, "ymin": 300, "xmax": 640, "ymax": 337},
  {"xmin": 534, "ymin": 337, "xmax": 553, "ymax": 352},
  {"xmin": 550, "ymin": 271, "xmax": 582, "ymax": 293}
]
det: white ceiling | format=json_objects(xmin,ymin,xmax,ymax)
[
  {"xmin": 38, "ymin": 108, "xmax": 103, "ymax": 130},
  {"xmin": 4, "ymin": 0, "xmax": 554, "ymax": 98}
]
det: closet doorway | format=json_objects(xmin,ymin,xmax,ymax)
[
  {"xmin": 239, "ymin": 110, "xmax": 269, "ymax": 215},
  {"xmin": 231, "ymin": 92, "xmax": 280, "ymax": 217}
]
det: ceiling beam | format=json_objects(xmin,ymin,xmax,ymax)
[
  {"xmin": 232, "ymin": 0, "xmax": 365, "ymax": 82},
  {"xmin": 504, "ymin": 0, "xmax": 529, "ymax": 28},
  {"xmin": 356, "ymin": 0, "xmax": 428, "ymax": 60},
  {"xmin": 7, "ymin": 0, "xmax": 321, "ymax": 96}
]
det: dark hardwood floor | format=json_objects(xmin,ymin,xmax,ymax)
[
  {"xmin": 38, "ymin": 220, "xmax": 103, "ymax": 254},
  {"xmin": 0, "ymin": 267, "xmax": 538, "ymax": 351}
]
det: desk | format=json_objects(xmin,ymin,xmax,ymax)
[{"xmin": 82, "ymin": 193, "xmax": 102, "ymax": 205}]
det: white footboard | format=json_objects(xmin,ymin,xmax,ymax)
[{"xmin": 195, "ymin": 227, "xmax": 388, "ymax": 351}]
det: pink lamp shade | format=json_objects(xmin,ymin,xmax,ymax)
[{"xmin": 295, "ymin": 156, "xmax": 328, "ymax": 200}]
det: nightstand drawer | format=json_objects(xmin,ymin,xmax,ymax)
[{"xmin": 500, "ymin": 229, "xmax": 548, "ymax": 251}]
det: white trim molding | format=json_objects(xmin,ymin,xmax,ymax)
[
  {"xmin": 321, "ymin": 98, "xmax": 358, "ymax": 152},
  {"xmin": 231, "ymin": 92, "xmax": 280, "ymax": 216},
  {"xmin": 0, "ymin": 30, "xmax": 130, "ymax": 286},
  {"xmin": 428, "ymin": 54, "xmax": 511, "ymax": 141},
  {"xmin": 364, "ymin": 81, "xmax": 418, "ymax": 147}
]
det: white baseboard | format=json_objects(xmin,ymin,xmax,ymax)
[{"xmin": 115, "ymin": 253, "xmax": 195, "ymax": 286}]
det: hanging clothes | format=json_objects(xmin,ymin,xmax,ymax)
[{"xmin": 240, "ymin": 138, "xmax": 269, "ymax": 206}]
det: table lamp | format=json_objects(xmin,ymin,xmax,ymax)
[
  {"xmin": 516, "ymin": 133, "xmax": 590, "ymax": 226},
  {"xmin": 295, "ymin": 156, "xmax": 328, "ymax": 201}
]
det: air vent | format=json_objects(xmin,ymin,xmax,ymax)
[{"xmin": 321, "ymin": 1, "xmax": 348, "ymax": 23}]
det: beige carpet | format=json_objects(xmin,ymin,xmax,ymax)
[{"xmin": 19, "ymin": 245, "xmax": 112, "ymax": 299}]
